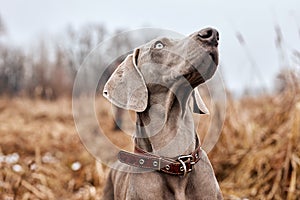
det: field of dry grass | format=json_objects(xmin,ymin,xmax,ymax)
[{"xmin": 0, "ymin": 77, "xmax": 299, "ymax": 199}]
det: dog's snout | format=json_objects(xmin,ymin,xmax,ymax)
[{"xmin": 198, "ymin": 28, "xmax": 219, "ymax": 46}]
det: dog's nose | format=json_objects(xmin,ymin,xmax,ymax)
[{"xmin": 198, "ymin": 28, "xmax": 219, "ymax": 46}]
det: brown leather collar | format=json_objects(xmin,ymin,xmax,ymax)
[{"xmin": 118, "ymin": 144, "xmax": 202, "ymax": 176}]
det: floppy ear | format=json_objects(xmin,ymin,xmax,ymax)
[
  {"xmin": 191, "ymin": 87, "xmax": 209, "ymax": 114},
  {"xmin": 103, "ymin": 49, "xmax": 148, "ymax": 112}
]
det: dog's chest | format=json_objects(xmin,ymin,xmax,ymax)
[{"xmin": 126, "ymin": 172, "xmax": 190, "ymax": 200}]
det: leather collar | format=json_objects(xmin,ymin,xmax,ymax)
[{"xmin": 118, "ymin": 143, "xmax": 202, "ymax": 176}]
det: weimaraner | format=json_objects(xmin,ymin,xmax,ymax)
[{"xmin": 102, "ymin": 27, "xmax": 223, "ymax": 200}]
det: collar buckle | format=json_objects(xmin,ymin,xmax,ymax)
[{"xmin": 178, "ymin": 155, "xmax": 194, "ymax": 176}]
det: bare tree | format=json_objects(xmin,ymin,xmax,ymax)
[
  {"xmin": 0, "ymin": 15, "xmax": 25, "ymax": 96},
  {"xmin": 31, "ymin": 40, "xmax": 51, "ymax": 98},
  {"xmin": 62, "ymin": 24, "xmax": 107, "ymax": 79},
  {"xmin": 0, "ymin": 47, "xmax": 25, "ymax": 96},
  {"xmin": 0, "ymin": 14, "xmax": 6, "ymax": 36}
]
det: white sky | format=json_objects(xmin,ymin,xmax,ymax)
[{"xmin": 0, "ymin": 0, "xmax": 299, "ymax": 93}]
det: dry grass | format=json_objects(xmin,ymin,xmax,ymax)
[
  {"xmin": 0, "ymin": 72, "xmax": 299, "ymax": 199},
  {"xmin": 210, "ymin": 72, "xmax": 300, "ymax": 199},
  {"xmin": 0, "ymin": 98, "xmax": 104, "ymax": 199}
]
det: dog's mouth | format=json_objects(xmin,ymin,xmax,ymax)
[
  {"xmin": 182, "ymin": 48, "xmax": 219, "ymax": 86},
  {"xmin": 196, "ymin": 36, "xmax": 219, "ymax": 66},
  {"xmin": 209, "ymin": 51, "xmax": 219, "ymax": 66}
]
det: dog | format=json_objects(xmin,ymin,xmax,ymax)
[{"xmin": 102, "ymin": 27, "xmax": 223, "ymax": 200}]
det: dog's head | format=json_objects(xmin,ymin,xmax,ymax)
[{"xmin": 103, "ymin": 28, "xmax": 219, "ymax": 113}]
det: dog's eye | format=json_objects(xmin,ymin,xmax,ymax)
[{"xmin": 154, "ymin": 41, "xmax": 164, "ymax": 49}]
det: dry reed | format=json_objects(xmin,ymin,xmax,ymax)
[{"xmin": 0, "ymin": 70, "xmax": 299, "ymax": 199}]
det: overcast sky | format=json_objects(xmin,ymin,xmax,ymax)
[{"xmin": 0, "ymin": 0, "xmax": 299, "ymax": 93}]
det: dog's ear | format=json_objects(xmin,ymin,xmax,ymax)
[
  {"xmin": 103, "ymin": 49, "xmax": 148, "ymax": 112},
  {"xmin": 191, "ymin": 87, "xmax": 209, "ymax": 114}
]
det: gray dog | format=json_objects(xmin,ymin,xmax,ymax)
[{"xmin": 102, "ymin": 27, "xmax": 223, "ymax": 200}]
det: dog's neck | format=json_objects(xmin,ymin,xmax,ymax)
[{"xmin": 134, "ymin": 83, "xmax": 197, "ymax": 157}]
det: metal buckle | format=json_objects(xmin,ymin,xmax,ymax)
[{"xmin": 178, "ymin": 155, "xmax": 194, "ymax": 176}]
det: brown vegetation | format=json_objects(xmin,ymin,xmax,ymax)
[
  {"xmin": 0, "ymin": 71, "xmax": 299, "ymax": 199},
  {"xmin": 210, "ymin": 71, "xmax": 300, "ymax": 199}
]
